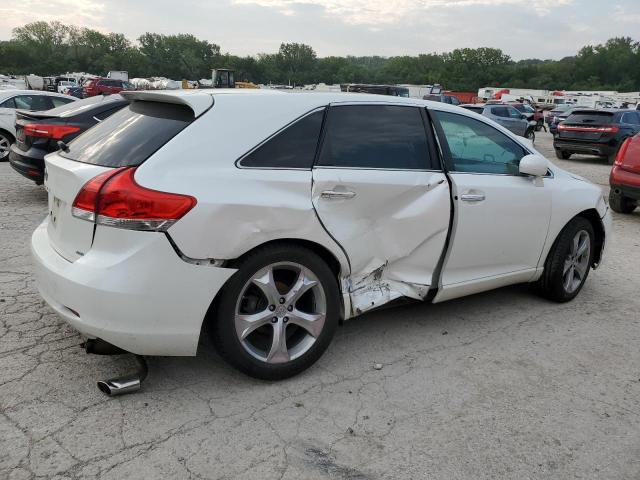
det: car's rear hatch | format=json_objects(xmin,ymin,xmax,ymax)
[
  {"xmin": 43, "ymin": 94, "xmax": 210, "ymax": 262},
  {"xmin": 558, "ymin": 110, "xmax": 617, "ymax": 142}
]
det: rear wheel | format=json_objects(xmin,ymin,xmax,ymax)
[
  {"xmin": 537, "ymin": 217, "xmax": 594, "ymax": 302},
  {"xmin": 555, "ymin": 149, "xmax": 571, "ymax": 160},
  {"xmin": 609, "ymin": 189, "xmax": 637, "ymax": 214},
  {"xmin": 211, "ymin": 244, "xmax": 340, "ymax": 380},
  {"xmin": 0, "ymin": 131, "xmax": 14, "ymax": 161}
]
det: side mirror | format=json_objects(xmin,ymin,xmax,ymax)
[
  {"xmin": 521, "ymin": 114, "xmax": 528, "ymax": 120},
  {"xmin": 519, "ymin": 154, "xmax": 548, "ymax": 177}
]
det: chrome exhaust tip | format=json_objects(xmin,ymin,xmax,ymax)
[
  {"xmin": 96, "ymin": 354, "xmax": 148, "ymax": 397},
  {"xmin": 97, "ymin": 374, "xmax": 142, "ymax": 396}
]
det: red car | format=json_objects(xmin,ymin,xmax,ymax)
[
  {"xmin": 609, "ymin": 133, "xmax": 640, "ymax": 213},
  {"xmin": 82, "ymin": 78, "xmax": 133, "ymax": 97}
]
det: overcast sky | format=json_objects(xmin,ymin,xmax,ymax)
[{"xmin": 1, "ymin": 0, "xmax": 639, "ymax": 59}]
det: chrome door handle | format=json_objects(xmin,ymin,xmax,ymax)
[
  {"xmin": 460, "ymin": 193, "xmax": 485, "ymax": 202},
  {"xmin": 321, "ymin": 190, "xmax": 356, "ymax": 200}
]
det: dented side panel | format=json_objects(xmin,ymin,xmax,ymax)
[{"xmin": 312, "ymin": 168, "xmax": 451, "ymax": 316}]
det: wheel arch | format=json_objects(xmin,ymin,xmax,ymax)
[
  {"xmin": 200, "ymin": 238, "xmax": 346, "ymax": 346},
  {"xmin": 0, "ymin": 128, "xmax": 15, "ymax": 142},
  {"xmin": 577, "ymin": 208, "xmax": 605, "ymax": 267}
]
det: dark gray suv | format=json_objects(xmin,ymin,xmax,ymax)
[{"xmin": 461, "ymin": 104, "xmax": 532, "ymax": 139}]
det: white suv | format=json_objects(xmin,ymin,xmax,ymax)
[{"xmin": 32, "ymin": 90, "xmax": 611, "ymax": 379}]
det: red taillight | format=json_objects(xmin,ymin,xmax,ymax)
[
  {"xmin": 72, "ymin": 167, "xmax": 196, "ymax": 231},
  {"xmin": 558, "ymin": 124, "xmax": 619, "ymax": 134},
  {"xmin": 23, "ymin": 124, "xmax": 81, "ymax": 140},
  {"xmin": 614, "ymin": 137, "xmax": 632, "ymax": 167}
]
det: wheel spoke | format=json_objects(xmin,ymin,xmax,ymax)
[
  {"xmin": 576, "ymin": 235, "xmax": 589, "ymax": 258},
  {"xmin": 572, "ymin": 234, "xmax": 580, "ymax": 256},
  {"xmin": 574, "ymin": 260, "xmax": 588, "ymax": 281},
  {"xmin": 288, "ymin": 309, "xmax": 325, "ymax": 338},
  {"xmin": 266, "ymin": 321, "xmax": 290, "ymax": 363},
  {"xmin": 235, "ymin": 310, "xmax": 273, "ymax": 340},
  {"xmin": 563, "ymin": 258, "xmax": 572, "ymax": 275},
  {"xmin": 284, "ymin": 267, "xmax": 317, "ymax": 304},
  {"xmin": 563, "ymin": 265, "xmax": 574, "ymax": 291},
  {"xmin": 251, "ymin": 267, "xmax": 280, "ymax": 305}
]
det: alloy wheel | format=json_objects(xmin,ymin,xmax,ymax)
[
  {"xmin": 234, "ymin": 262, "xmax": 326, "ymax": 364},
  {"xmin": 0, "ymin": 134, "xmax": 10, "ymax": 160},
  {"xmin": 562, "ymin": 229, "xmax": 590, "ymax": 294}
]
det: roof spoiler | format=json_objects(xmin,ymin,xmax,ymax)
[{"xmin": 119, "ymin": 90, "xmax": 214, "ymax": 117}]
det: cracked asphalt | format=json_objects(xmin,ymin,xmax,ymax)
[{"xmin": 1, "ymin": 131, "xmax": 640, "ymax": 479}]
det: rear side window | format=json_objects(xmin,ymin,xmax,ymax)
[
  {"xmin": 51, "ymin": 97, "xmax": 74, "ymax": 108},
  {"xmin": 318, "ymin": 105, "xmax": 430, "ymax": 170},
  {"xmin": 14, "ymin": 95, "xmax": 53, "ymax": 111},
  {"xmin": 620, "ymin": 112, "xmax": 640, "ymax": 125},
  {"xmin": 61, "ymin": 101, "xmax": 193, "ymax": 167},
  {"xmin": 565, "ymin": 112, "xmax": 613, "ymax": 124},
  {"xmin": 491, "ymin": 106, "xmax": 509, "ymax": 118},
  {"xmin": 239, "ymin": 109, "xmax": 324, "ymax": 169}
]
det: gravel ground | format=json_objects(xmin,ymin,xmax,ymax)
[{"xmin": 1, "ymin": 132, "xmax": 639, "ymax": 479}]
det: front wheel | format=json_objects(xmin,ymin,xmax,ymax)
[
  {"xmin": 536, "ymin": 217, "xmax": 594, "ymax": 302},
  {"xmin": 211, "ymin": 244, "xmax": 340, "ymax": 380},
  {"xmin": 555, "ymin": 149, "xmax": 571, "ymax": 160}
]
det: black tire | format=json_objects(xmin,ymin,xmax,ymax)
[
  {"xmin": 606, "ymin": 152, "xmax": 617, "ymax": 165},
  {"xmin": 555, "ymin": 149, "xmax": 571, "ymax": 160},
  {"xmin": 609, "ymin": 189, "xmax": 637, "ymax": 214},
  {"xmin": 536, "ymin": 217, "xmax": 594, "ymax": 302},
  {"xmin": 210, "ymin": 244, "xmax": 340, "ymax": 380},
  {"xmin": 0, "ymin": 130, "xmax": 15, "ymax": 162},
  {"xmin": 525, "ymin": 128, "xmax": 535, "ymax": 142}
]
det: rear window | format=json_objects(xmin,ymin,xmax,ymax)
[
  {"xmin": 60, "ymin": 101, "xmax": 194, "ymax": 167},
  {"xmin": 565, "ymin": 112, "xmax": 614, "ymax": 124}
]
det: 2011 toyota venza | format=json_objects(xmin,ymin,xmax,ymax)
[{"xmin": 32, "ymin": 90, "xmax": 612, "ymax": 379}]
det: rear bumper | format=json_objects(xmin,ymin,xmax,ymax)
[
  {"xmin": 9, "ymin": 147, "xmax": 45, "ymax": 184},
  {"xmin": 610, "ymin": 167, "xmax": 640, "ymax": 200},
  {"xmin": 553, "ymin": 140, "xmax": 614, "ymax": 157},
  {"xmin": 31, "ymin": 219, "xmax": 236, "ymax": 356}
]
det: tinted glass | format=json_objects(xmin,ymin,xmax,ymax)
[
  {"xmin": 620, "ymin": 112, "xmax": 640, "ymax": 125},
  {"xmin": 0, "ymin": 98, "xmax": 16, "ymax": 109},
  {"xmin": 491, "ymin": 106, "xmax": 509, "ymax": 118},
  {"xmin": 60, "ymin": 101, "xmax": 193, "ymax": 167},
  {"xmin": 318, "ymin": 105, "xmax": 430, "ymax": 170},
  {"xmin": 434, "ymin": 111, "xmax": 527, "ymax": 175},
  {"xmin": 565, "ymin": 112, "xmax": 614, "ymax": 124},
  {"xmin": 240, "ymin": 109, "xmax": 324, "ymax": 169}
]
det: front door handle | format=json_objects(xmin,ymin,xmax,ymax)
[
  {"xmin": 460, "ymin": 193, "xmax": 485, "ymax": 202},
  {"xmin": 321, "ymin": 190, "xmax": 356, "ymax": 200}
]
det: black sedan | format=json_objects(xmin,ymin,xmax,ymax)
[{"xmin": 9, "ymin": 95, "xmax": 128, "ymax": 184}]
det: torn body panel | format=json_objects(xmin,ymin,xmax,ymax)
[{"xmin": 312, "ymin": 168, "xmax": 451, "ymax": 317}]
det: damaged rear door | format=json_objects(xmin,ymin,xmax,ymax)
[{"xmin": 312, "ymin": 103, "xmax": 451, "ymax": 315}]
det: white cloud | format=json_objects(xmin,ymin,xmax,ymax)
[{"xmin": 233, "ymin": 0, "xmax": 573, "ymax": 25}]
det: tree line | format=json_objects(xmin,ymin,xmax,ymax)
[{"xmin": 1, "ymin": 21, "xmax": 639, "ymax": 92}]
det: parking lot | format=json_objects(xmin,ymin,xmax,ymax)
[{"xmin": 1, "ymin": 130, "xmax": 639, "ymax": 479}]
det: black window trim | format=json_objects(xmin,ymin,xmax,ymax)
[
  {"xmin": 313, "ymin": 102, "xmax": 440, "ymax": 172},
  {"xmin": 235, "ymin": 106, "xmax": 327, "ymax": 170},
  {"xmin": 430, "ymin": 109, "xmax": 554, "ymax": 178}
]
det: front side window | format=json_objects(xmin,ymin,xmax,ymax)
[
  {"xmin": 239, "ymin": 109, "xmax": 324, "ymax": 169},
  {"xmin": 508, "ymin": 107, "xmax": 523, "ymax": 119},
  {"xmin": 318, "ymin": 105, "xmax": 431, "ymax": 170},
  {"xmin": 433, "ymin": 111, "xmax": 527, "ymax": 175}
]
